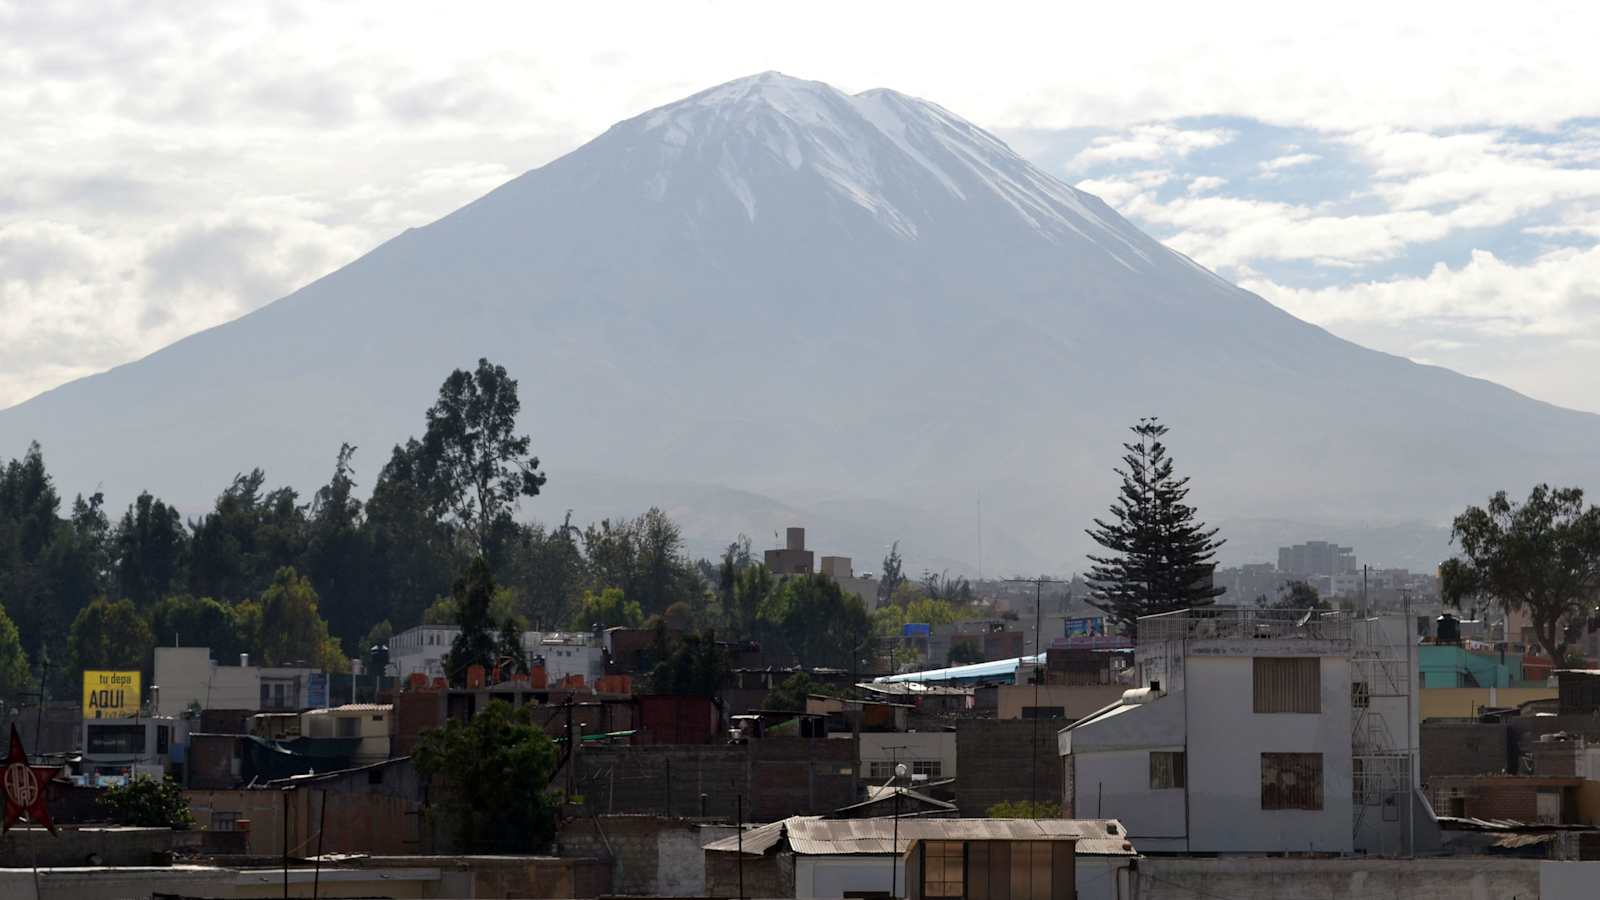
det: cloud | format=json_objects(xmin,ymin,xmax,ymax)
[
  {"xmin": 1187, "ymin": 176, "xmax": 1226, "ymax": 195},
  {"xmin": 1258, "ymin": 152, "xmax": 1320, "ymax": 175},
  {"xmin": 1069, "ymin": 125, "xmax": 1235, "ymax": 170}
]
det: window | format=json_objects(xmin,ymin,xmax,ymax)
[
  {"xmin": 156, "ymin": 726, "xmax": 170, "ymax": 755},
  {"xmin": 337, "ymin": 716, "xmax": 359, "ymax": 738},
  {"xmin": 912, "ymin": 760, "xmax": 942, "ymax": 779},
  {"xmin": 1150, "ymin": 751, "xmax": 1186, "ymax": 789},
  {"xmin": 211, "ymin": 810, "xmax": 239, "ymax": 832},
  {"xmin": 1253, "ymin": 658, "xmax": 1320, "ymax": 713},
  {"xmin": 87, "ymin": 724, "xmax": 146, "ymax": 755},
  {"xmin": 1351, "ymin": 681, "xmax": 1370, "ymax": 708},
  {"xmin": 1021, "ymin": 706, "xmax": 1065, "ymax": 720},
  {"xmin": 1262, "ymin": 752, "xmax": 1324, "ymax": 810},
  {"xmin": 924, "ymin": 840, "xmax": 965, "ymax": 897},
  {"xmin": 868, "ymin": 760, "xmax": 894, "ymax": 779}
]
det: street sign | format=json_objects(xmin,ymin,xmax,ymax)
[{"xmin": 3, "ymin": 725, "xmax": 61, "ymax": 835}]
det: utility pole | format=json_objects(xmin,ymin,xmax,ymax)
[
  {"xmin": 1006, "ymin": 576, "xmax": 1068, "ymax": 811},
  {"xmin": 881, "ymin": 744, "xmax": 909, "ymax": 897}
]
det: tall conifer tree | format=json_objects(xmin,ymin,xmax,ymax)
[{"xmin": 1085, "ymin": 418, "xmax": 1225, "ymax": 637}]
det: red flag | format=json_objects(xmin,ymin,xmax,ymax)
[{"xmin": 2, "ymin": 724, "xmax": 62, "ymax": 835}]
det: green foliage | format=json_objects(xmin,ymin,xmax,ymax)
[
  {"xmin": 417, "ymin": 359, "xmax": 547, "ymax": 553},
  {"xmin": 362, "ymin": 620, "xmax": 394, "ymax": 672},
  {"xmin": 1443, "ymin": 485, "xmax": 1600, "ymax": 663},
  {"xmin": 0, "ymin": 603, "xmax": 32, "ymax": 696},
  {"xmin": 413, "ymin": 699, "xmax": 559, "ymax": 852},
  {"xmin": 878, "ymin": 541, "xmax": 905, "ymax": 604},
  {"xmin": 1268, "ymin": 580, "xmax": 1328, "ymax": 611},
  {"xmin": 188, "ymin": 470, "xmax": 307, "ymax": 603},
  {"xmin": 947, "ymin": 641, "xmax": 985, "ymax": 666},
  {"xmin": 69, "ymin": 598, "xmax": 154, "ymax": 670},
  {"xmin": 257, "ymin": 567, "xmax": 347, "ymax": 671},
  {"xmin": 115, "ymin": 491, "xmax": 187, "ymax": 607},
  {"xmin": 443, "ymin": 557, "xmax": 499, "ymax": 685},
  {"xmin": 986, "ymin": 799, "xmax": 1062, "ymax": 819},
  {"xmin": 761, "ymin": 574, "xmax": 872, "ymax": 670},
  {"xmin": 765, "ymin": 671, "xmax": 826, "ymax": 712},
  {"xmin": 581, "ymin": 509, "xmax": 701, "ymax": 619},
  {"xmin": 571, "ymin": 587, "xmax": 643, "ymax": 630},
  {"xmin": 649, "ymin": 630, "xmax": 728, "ymax": 696},
  {"xmin": 99, "ymin": 775, "xmax": 194, "ymax": 828},
  {"xmin": 146, "ymin": 595, "xmax": 243, "ymax": 659},
  {"xmin": 1086, "ymin": 418, "xmax": 1225, "ymax": 637}
]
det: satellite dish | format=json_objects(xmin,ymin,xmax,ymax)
[{"xmin": 1295, "ymin": 609, "xmax": 1314, "ymax": 628}]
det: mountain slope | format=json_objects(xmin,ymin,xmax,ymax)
[{"xmin": 3, "ymin": 72, "xmax": 1596, "ymax": 572}]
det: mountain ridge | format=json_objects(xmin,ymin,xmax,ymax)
[{"xmin": 3, "ymin": 72, "xmax": 1595, "ymax": 575}]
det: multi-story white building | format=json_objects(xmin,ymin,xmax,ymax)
[
  {"xmin": 1059, "ymin": 607, "xmax": 1423, "ymax": 855},
  {"xmin": 388, "ymin": 625, "xmax": 604, "ymax": 684}
]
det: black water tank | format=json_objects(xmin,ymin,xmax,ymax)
[{"xmin": 1437, "ymin": 613, "xmax": 1461, "ymax": 644}]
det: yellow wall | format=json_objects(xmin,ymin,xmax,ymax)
[{"xmin": 1419, "ymin": 686, "xmax": 1556, "ymax": 720}]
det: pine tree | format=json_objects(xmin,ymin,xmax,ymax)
[
  {"xmin": 444, "ymin": 556, "xmax": 499, "ymax": 685},
  {"xmin": 1085, "ymin": 418, "xmax": 1225, "ymax": 637}
]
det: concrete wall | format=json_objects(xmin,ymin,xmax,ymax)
[
  {"xmin": 559, "ymin": 816, "xmax": 734, "ymax": 896},
  {"xmin": 1419, "ymin": 686, "xmax": 1555, "ymax": 720},
  {"xmin": 1137, "ymin": 857, "xmax": 1540, "ymax": 900},
  {"xmin": 705, "ymin": 849, "xmax": 794, "ymax": 898},
  {"xmin": 0, "ymin": 826, "xmax": 203, "ymax": 867},
  {"xmin": 1421, "ymin": 721, "xmax": 1510, "ymax": 778},
  {"xmin": 859, "ymin": 731, "xmax": 957, "ymax": 779},
  {"xmin": 1185, "ymin": 653, "xmax": 1353, "ymax": 854},
  {"xmin": 996, "ymin": 684, "xmax": 1125, "ymax": 721},
  {"xmin": 796, "ymin": 854, "xmax": 903, "ymax": 898},
  {"xmin": 955, "ymin": 720, "xmax": 1063, "ymax": 815},
  {"xmin": 564, "ymin": 738, "xmax": 859, "ymax": 821},
  {"xmin": 187, "ymin": 787, "xmax": 426, "ymax": 856},
  {"xmin": 155, "ymin": 646, "xmax": 260, "ymax": 715},
  {"xmin": 1072, "ymin": 748, "xmax": 1187, "ymax": 852},
  {"xmin": 300, "ymin": 706, "xmax": 393, "ymax": 762}
]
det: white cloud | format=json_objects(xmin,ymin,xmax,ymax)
[
  {"xmin": 1069, "ymin": 125, "xmax": 1235, "ymax": 170},
  {"xmin": 1187, "ymin": 176, "xmax": 1227, "ymax": 195},
  {"xmin": 1258, "ymin": 152, "xmax": 1320, "ymax": 174}
]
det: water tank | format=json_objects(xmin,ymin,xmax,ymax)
[{"xmin": 1437, "ymin": 613, "xmax": 1461, "ymax": 644}]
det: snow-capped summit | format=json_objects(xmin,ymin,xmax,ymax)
[{"xmin": 2, "ymin": 74, "xmax": 1597, "ymax": 573}]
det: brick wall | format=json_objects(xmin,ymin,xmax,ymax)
[
  {"xmin": 706, "ymin": 849, "xmax": 794, "ymax": 898},
  {"xmin": 955, "ymin": 720, "xmax": 1064, "ymax": 815},
  {"xmin": 561, "ymin": 737, "xmax": 858, "ymax": 821},
  {"xmin": 1421, "ymin": 722, "xmax": 1509, "ymax": 779},
  {"xmin": 559, "ymin": 816, "xmax": 734, "ymax": 896}
]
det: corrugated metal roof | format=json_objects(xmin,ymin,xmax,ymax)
[
  {"xmin": 302, "ymin": 704, "xmax": 393, "ymax": 714},
  {"xmin": 705, "ymin": 817, "xmax": 1135, "ymax": 857}
]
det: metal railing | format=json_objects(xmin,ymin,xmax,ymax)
[{"xmin": 1137, "ymin": 606, "xmax": 1353, "ymax": 644}]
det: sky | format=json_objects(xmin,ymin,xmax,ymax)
[{"xmin": 5, "ymin": 2, "xmax": 1600, "ymax": 412}]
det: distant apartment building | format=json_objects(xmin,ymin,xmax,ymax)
[
  {"xmin": 765, "ymin": 527, "xmax": 816, "ymax": 575},
  {"xmin": 1277, "ymin": 541, "xmax": 1357, "ymax": 578},
  {"xmin": 1212, "ymin": 563, "xmax": 1291, "ymax": 604},
  {"xmin": 388, "ymin": 625, "xmax": 603, "ymax": 684},
  {"xmin": 1059, "ymin": 607, "xmax": 1424, "ymax": 855},
  {"xmin": 153, "ymin": 647, "xmax": 325, "ymax": 716},
  {"xmin": 763, "ymin": 526, "xmax": 880, "ymax": 606}
]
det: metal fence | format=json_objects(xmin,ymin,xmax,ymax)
[{"xmin": 1137, "ymin": 606, "xmax": 1353, "ymax": 644}]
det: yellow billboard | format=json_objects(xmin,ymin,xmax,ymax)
[{"xmin": 83, "ymin": 670, "xmax": 141, "ymax": 718}]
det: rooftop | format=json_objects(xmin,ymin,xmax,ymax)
[
  {"xmin": 703, "ymin": 817, "xmax": 1135, "ymax": 857},
  {"xmin": 1137, "ymin": 606, "xmax": 1352, "ymax": 644}
]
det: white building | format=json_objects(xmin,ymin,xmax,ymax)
[
  {"xmin": 388, "ymin": 625, "xmax": 604, "ymax": 684},
  {"xmin": 1059, "ymin": 607, "xmax": 1424, "ymax": 856},
  {"xmin": 153, "ymin": 647, "xmax": 323, "ymax": 716}
]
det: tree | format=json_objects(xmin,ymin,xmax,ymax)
[
  {"xmin": 187, "ymin": 470, "xmax": 306, "ymax": 603},
  {"xmin": 418, "ymin": 359, "xmax": 547, "ymax": 553},
  {"xmin": 765, "ymin": 671, "xmax": 824, "ymax": 712},
  {"xmin": 114, "ymin": 491, "xmax": 188, "ymax": 608},
  {"xmin": 98, "ymin": 775, "xmax": 194, "ymax": 828},
  {"xmin": 256, "ymin": 567, "xmax": 346, "ymax": 671},
  {"xmin": 1086, "ymin": 418, "xmax": 1225, "ymax": 637},
  {"xmin": 367, "ymin": 440, "xmax": 457, "ymax": 634},
  {"xmin": 496, "ymin": 617, "xmax": 529, "ymax": 675},
  {"xmin": 502, "ymin": 513, "xmax": 587, "ymax": 629},
  {"xmin": 0, "ymin": 603, "xmax": 31, "ymax": 698},
  {"xmin": 361, "ymin": 620, "xmax": 394, "ymax": 673},
  {"xmin": 732, "ymin": 564, "xmax": 774, "ymax": 637},
  {"xmin": 947, "ymin": 641, "xmax": 985, "ymax": 666},
  {"xmin": 1442, "ymin": 485, "xmax": 1600, "ymax": 664},
  {"xmin": 649, "ymin": 629, "xmax": 728, "ymax": 696},
  {"xmin": 570, "ymin": 587, "xmax": 642, "ymax": 631},
  {"xmin": 443, "ymin": 557, "xmax": 499, "ymax": 685},
  {"xmin": 304, "ymin": 443, "xmax": 376, "ymax": 652},
  {"xmin": 878, "ymin": 541, "xmax": 905, "ymax": 605},
  {"xmin": 413, "ymin": 699, "xmax": 560, "ymax": 852},
  {"xmin": 761, "ymin": 574, "xmax": 873, "ymax": 670},
  {"xmin": 146, "ymin": 596, "xmax": 244, "ymax": 659},
  {"xmin": 69, "ymin": 598, "xmax": 154, "ymax": 671},
  {"xmin": 987, "ymin": 799, "xmax": 1063, "ymax": 819},
  {"xmin": 1268, "ymin": 580, "xmax": 1328, "ymax": 611}
]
